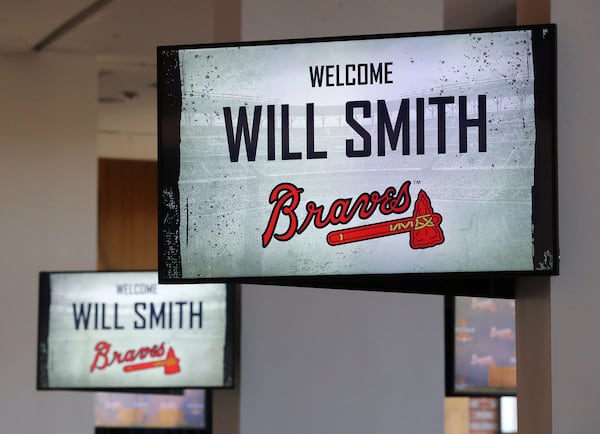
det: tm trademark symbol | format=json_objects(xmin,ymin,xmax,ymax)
[{"xmin": 413, "ymin": 180, "xmax": 422, "ymax": 185}]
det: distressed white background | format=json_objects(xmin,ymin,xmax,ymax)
[
  {"xmin": 45, "ymin": 272, "xmax": 228, "ymax": 389},
  {"xmin": 175, "ymin": 30, "xmax": 536, "ymax": 279}
]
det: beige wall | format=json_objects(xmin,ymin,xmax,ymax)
[
  {"xmin": 239, "ymin": 2, "xmax": 445, "ymax": 434},
  {"xmin": 445, "ymin": 0, "xmax": 516, "ymax": 29},
  {"xmin": 240, "ymin": 285, "xmax": 445, "ymax": 434},
  {"xmin": 551, "ymin": 0, "xmax": 600, "ymax": 432},
  {"xmin": 241, "ymin": 0, "xmax": 443, "ymax": 41},
  {"xmin": 0, "ymin": 52, "xmax": 97, "ymax": 433}
]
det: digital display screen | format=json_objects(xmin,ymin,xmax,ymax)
[
  {"xmin": 37, "ymin": 271, "xmax": 234, "ymax": 390},
  {"xmin": 448, "ymin": 296, "xmax": 516, "ymax": 396},
  {"xmin": 95, "ymin": 389, "xmax": 209, "ymax": 429},
  {"xmin": 158, "ymin": 25, "xmax": 557, "ymax": 284}
]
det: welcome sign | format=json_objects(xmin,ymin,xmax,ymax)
[
  {"xmin": 158, "ymin": 25, "xmax": 557, "ymax": 283},
  {"xmin": 37, "ymin": 272, "xmax": 234, "ymax": 390}
]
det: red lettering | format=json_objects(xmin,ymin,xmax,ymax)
[
  {"xmin": 89, "ymin": 341, "xmax": 168, "ymax": 373},
  {"xmin": 123, "ymin": 350, "xmax": 136, "ymax": 362},
  {"xmin": 263, "ymin": 181, "xmax": 412, "ymax": 246},
  {"xmin": 355, "ymin": 193, "xmax": 376, "ymax": 219},
  {"xmin": 262, "ymin": 183, "xmax": 303, "ymax": 247},
  {"xmin": 298, "ymin": 201, "xmax": 325, "ymax": 233},
  {"xmin": 113, "ymin": 351, "xmax": 124, "ymax": 364},
  {"xmin": 90, "ymin": 341, "xmax": 111, "ymax": 372},
  {"xmin": 329, "ymin": 199, "xmax": 352, "ymax": 224},
  {"xmin": 380, "ymin": 183, "xmax": 411, "ymax": 215}
]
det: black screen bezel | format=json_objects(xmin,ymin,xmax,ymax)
[
  {"xmin": 94, "ymin": 389, "xmax": 213, "ymax": 434},
  {"xmin": 157, "ymin": 24, "xmax": 558, "ymax": 288},
  {"xmin": 445, "ymin": 293, "xmax": 517, "ymax": 397},
  {"xmin": 37, "ymin": 271, "xmax": 236, "ymax": 391}
]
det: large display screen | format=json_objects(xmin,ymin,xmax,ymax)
[
  {"xmin": 95, "ymin": 389, "xmax": 210, "ymax": 431},
  {"xmin": 158, "ymin": 25, "xmax": 557, "ymax": 284},
  {"xmin": 446, "ymin": 295, "xmax": 517, "ymax": 396},
  {"xmin": 37, "ymin": 271, "xmax": 235, "ymax": 390}
]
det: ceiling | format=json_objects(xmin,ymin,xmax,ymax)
[
  {"xmin": 0, "ymin": 0, "xmax": 515, "ymax": 158},
  {"xmin": 0, "ymin": 0, "xmax": 218, "ymax": 157}
]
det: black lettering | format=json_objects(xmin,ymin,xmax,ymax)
[
  {"xmin": 377, "ymin": 99, "xmax": 410, "ymax": 156},
  {"xmin": 417, "ymin": 98, "xmax": 425, "ymax": 155},
  {"xmin": 384, "ymin": 62, "xmax": 393, "ymax": 84},
  {"xmin": 223, "ymin": 106, "xmax": 262, "ymax": 162},
  {"xmin": 72, "ymin": 303, "xmax": 92, "ymax": 330},
  {"xmin": 346, "ymin": 101, "xmax": 372, "ymax": 157},
  {"xmin": 459, "ymin": 95, "xmax": 487, "ymax": 153},
  {"xmin": 134, "ymin": 302, "xmax": 146, "ymax": 329},
  {"xmin": 336, "ymin": 64, "xmax": 343, "ymax": 86},
  {"xmin": 357, "ymin": 64, "xmax": 368, "ymax": 85},
  {"xmin": 309, "ymin": 65, "xmax": 325, "ymax": 87},
  {"xmin": 190, "ymin": 302, "xmax": 203, "ymax": 329},
  {"xmin": 429, "ymin": 96, "xmax": 455, "ymax": 154},
  {"xmin": 345, "ymin": 64, "xmax": 356, "ymax": 85},
  {"xmin": 114, "ymin": 303, "xmax": 124, "ymax": 330},
  {"xmin": 150, "ymin": 303, "xmax": 165, "ymax": 329},
  {"xmin": 370, "ymin": 63, "xmax": 382, "ymax": 83},
  {"xmin": 267, "ymin": 105, "xmax": 275, "ymax": 160},
  {"xmin": 307, "ymin": 103, "xmax": 327, "ymax": 159},
  {"xmin": 310, "ymin": 63, "xmax": 393, "ymax": 87},
  {"xmin": 176, "ymin": 301, "xmax": 186, "ymax": 329},
  {"xmin": 281, "ymin": 104, "xmax": 301, "ymax": 160},
  {"xmin": 326, "ymin": 65, "xmax": 335, "ymax": 86},
  {"xmin": 101, "ymin": 304, "xmax": 111, "ymax": 330}
]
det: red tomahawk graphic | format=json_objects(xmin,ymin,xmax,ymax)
[
  {"xmin": 123, "ymin": 347, "xmax": 181, "ymax": 375},
  {"xmin": 326, "ymin": 190, "xmax": 445, "ymax": 249}
]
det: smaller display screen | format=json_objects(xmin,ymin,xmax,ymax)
[
  {"xmin": 37, "ymin": 271, "xmax": 235, "ymax": 390},
  {"xmin": 447, "ymin": 295, "xmax": 516, "ymax": 396},
  {"xmin": 95, "ymin": 389, "xmax": 209, "ymax": 429}
]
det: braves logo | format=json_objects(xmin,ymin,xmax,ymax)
[
  {"xmin": 90, "ymin": 341, "xmax": 181, "ymax": 375},
  {"xmin": 262, "ymin": 181, "xmax": 445, "ymax": 249}
]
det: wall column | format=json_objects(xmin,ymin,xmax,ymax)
[
  {"xmin": 513, "ymin": 1, "xmax": 553, "ymax": 433},
  {"xmin": 0, "ymin": 51, "xmax": 97, "ymax": 434}
]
